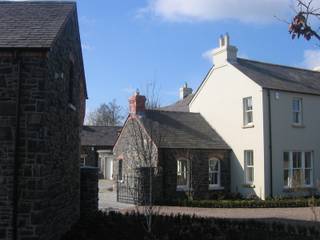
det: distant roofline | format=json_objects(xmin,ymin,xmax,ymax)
[
  {"xmin": 237, "ymin": 57, "xmax": 320, "ymax": 74},
  {"xmin": 146, "ymin": 109, "xmax": 200, "ymax": 114}
]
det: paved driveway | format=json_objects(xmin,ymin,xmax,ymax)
[
  {"xmin": 98, "ymin": 180, "xmax": 133, "ymax": 211},
  {"xmin": 125, "ymin": 206, "xmax": 320, "ymax": 223}
]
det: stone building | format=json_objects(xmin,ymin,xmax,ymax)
[
  {"xmin": 113, "ymin": 92, "xmax": 230, "ymax": 203},
  {"xmin": 0, "ymin": 2, "xmax": 87, "ymax": 240},
  {"xmin": 81, "ymin": 125, "xmax": 121, "ymax": 179}
]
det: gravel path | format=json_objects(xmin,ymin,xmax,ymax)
[
  {"xmin": 124, "ymin": 206, "xmax": 320, "ymax": 223},
  {"xmin": 98, "ymin": 180, "xmax": 134, "ymax": 211}
]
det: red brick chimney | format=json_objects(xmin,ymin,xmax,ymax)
[{"xmin": 129, "ymin": 90, "xmax": 146, "ymax": 115}]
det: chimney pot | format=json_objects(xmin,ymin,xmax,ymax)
[
  {"xmin": 129, "ymin": 91, "xmax": 146, "ymax": 115},
  {"xmin": 212, "ymin": 33, "xmax": 238, "ymax": 67}
]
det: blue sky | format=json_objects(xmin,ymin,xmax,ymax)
[{"xmin": 76, "ymin": 0, "xmax": 320, "ymax": 118}]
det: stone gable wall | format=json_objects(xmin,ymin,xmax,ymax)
[{"xmin": 0, "ymin": 9, "xmax": 85, "ymax": 240}]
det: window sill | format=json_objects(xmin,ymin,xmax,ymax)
[
  {"xmin": 242, "ymin": 124, "xmax": 254, "ymax": 129},
  {"xmin": 242, "ymin": 184, "xmax": 255, "ymax": 188},
  {"xmin": 291, "ymin": 124, "xmax": 305, "ymax": 128},
  {"xmin": 68, "ymin": 103, "xmax": 76, "ymax": 111},
  {"xmin": 209, "ymin": 186, "xmax": 224, "ymax": 191},
  {"xmin": 283, "ymin": 186, "xmax": 315, "ymax": 192}
]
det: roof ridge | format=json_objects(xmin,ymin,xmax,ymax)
[
  {"xmin": 237, "ymin": 57, "xmax": 320, "ymax": 74},
  {"xmin": 147, "ymin": 109, "xmax": 200, "ymax": 114}
]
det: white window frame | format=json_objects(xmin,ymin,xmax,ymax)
[
  {"xmin": 244, "ymin": 150, "xmax": 254, "ymax": 185},
  {"xmin": 209, "ymin": 158, "xmax": 221, "ymax": 189},
  {"xmin": 292, "ymin": 98, "xmax": 303, "ymax": 125},
  {"xmin": 80, "ymin": 154, "xmax": 87, "ymax": 167},
  {"xmin": 176, "ymin": 158, "xmax": 189, "ymax": 191},
  {"xmin": 243, "ymin": 97, "xmax": 253, "ymax": 126},
  {"xmin": 283, "ymin": 151, "xmax": 313, "ymax": 188}
]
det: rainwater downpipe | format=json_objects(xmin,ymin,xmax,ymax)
[
  {"xmin": 12, "ymin": 50, "xmax": 22, "ymax": 240},
  {"xmin": 267, "ymin": 89, "xmax": 273, "ymax": 198}
]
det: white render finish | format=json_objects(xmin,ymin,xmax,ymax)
[
  {"xmin": 189, "ymin": 34, "xmax": 320, "ymax": 199},
  {"xmin": 266, "ymin": 90, "xmax": 320, "ymax": 196},
  {"xmin": 190, "ymin": 62, "xmax": 267, "ymax": 198}
]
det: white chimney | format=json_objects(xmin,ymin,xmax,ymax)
[
  {"xmin": 212, "ymin": 33, "xmax": 238, "ymax": 67},
  {"xmin": 313, "ymin": 66, "xmax": 320, "ymax": 71},
  {"xmin": 179, "ymin": 83, "xmax": 192, "ymax": 100}
]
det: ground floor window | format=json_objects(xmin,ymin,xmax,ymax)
[
  {"xmin": 209, "ymin": 158, "xmax": 220, "ymax": 188},
  {"xmin": 177, "ymin": 158, "xmax": 189, "ymax": 190},
  {"xmin": 244, "ymin": 150, "xmax": 254, "ymax": 184},
  {"xmin": 284, "ymin": 151, "xmax": 313, "ymax": 188}
]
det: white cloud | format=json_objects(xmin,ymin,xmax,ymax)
[
  {"xmin": 202, "ymin": 47, "xmax": 248, "ymax": 64},
  {"xmin": 302, "ymin": 49, "xmax": 320, "ymax": 70},
  {"xmin": 141, "ymin": 0, "xmax": 292, "ymax": 23}
]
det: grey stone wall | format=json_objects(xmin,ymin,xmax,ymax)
[
  {"xmin": 114, "ymin": 117, "xmax": 231, "ymax": 203},
  {"xmin": 80, "ymin": 167, "xmax": 98, "ymax": 217},
  {"xmin": 159, "ymin": 149, "xmax": 230, "ymax": 201},
  {"xmin": 0, "ymin": 9, "xmax": 85, "ymax": 240}
]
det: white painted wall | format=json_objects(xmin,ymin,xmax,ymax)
[
  {"xmin": 190, "ymin": 63, "xmax": 268, "ymax": 199},
  {"xmin": 267, "ymin": 90, "xmax": 320, "ymax": 197}
]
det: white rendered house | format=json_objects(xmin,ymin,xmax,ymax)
[{"xmin": 189, "ymin": 35, "xmax": 320, "ymax": 199}]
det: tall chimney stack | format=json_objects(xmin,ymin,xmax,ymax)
[
  {"xmin": 129, "ymin": 90, "xmax": 146, "ymax": 115},
  {"xmin": 179, "ymin": 83, "xmax": 192, "ymax": 100},
  {"xmin": 212, "ymin": 33, "xmax": 238, "ymax": 67}
]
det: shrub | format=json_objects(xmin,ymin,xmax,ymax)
[
  {"xmin": 163, "ymin": 197, "xmax": 320, "ymax": 208},
  {"xmin": 61, "ymin": 211, "xmax": 320, "ymax": 240}
]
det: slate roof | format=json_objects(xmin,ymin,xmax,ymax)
[
  {"xmin": 140, "ymin": 110, "xmax": 229, "ymax": 149},
  {"xmin": 233, "ymin": 58, "xmax": 320, "ymax": 96},
  {"xmin": 0, "ymin": 1, "xmax": 75, "ymax": 48},
  {"xmin": 159, "ymin": 94, "xmax": 194, "ymax": 112},
  {"xmin": 81, "ymin": 126, "xmax": 122, "ymax": 147}
]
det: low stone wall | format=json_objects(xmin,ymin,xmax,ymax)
[{"xmin": 80, "ymin": 167, "xmax": 99, "ymax": 217}]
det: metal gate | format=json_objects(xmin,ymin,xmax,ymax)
[{"xmin": 116, "ymin": 175, "xmax": 142, "ymax": 204}]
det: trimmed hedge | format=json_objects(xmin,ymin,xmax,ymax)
[
  {"xmin": 163, "ymin": 198, "xmax": 320, "ymax": 208},
  {"xmin": 61, "ymin": 211, "xmax": 320, "ymax": 240}
]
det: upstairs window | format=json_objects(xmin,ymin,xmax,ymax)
[
  {"xmin": 209, "ymin": 158, "xmax": 220, "ymax": 188},
  {"xmin": 244, "ymin": 150, "xmax": 254, "ymax": 184},
  {"xmin": 243, "ymin": 97, "xmax": 253, "ymax": 126},
  {"xmin": 292, "ymin": 98, "xmax": 302, "ymax": 125},
  {"xmin": 177, "ymin": 158, "xmax": 189, "ymax": 190}
]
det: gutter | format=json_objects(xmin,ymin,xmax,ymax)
[
  {"xmin": 267, "ymin": 89, "xmax": 273, "ymax": 198},
  {"xmin": 12, "ymin": 50, "xmax": 22, "ymax": 240}
]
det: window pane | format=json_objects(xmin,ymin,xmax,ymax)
[
  {"xmin": 305, "ymin": 169, "xmax": 312, "ymax": 185},
  {"xmin": 177, "ymin": 160, "xmax": 188, "ymax": 186},
  {"xmin": 305, "ymin": 152, "xmax": 312, "ymax": 168},
  {"xmin": 284, "ymin": 169, "xmax": 289, "ymax": 186},
  {"xmin": 209, "ymin": 159, "xmax": 219, "ymax": 171},
  {"xmin": 293, "ymin": 99, "xmax": 300, "ymax": 112},
  {"xmin": 292, "ymin": 169, "xmax": 302, "ymax": 186},
  {"xmin": 283, "ymin": 152, "xmax": 289, "ymax": 169},
  {"xmin": 247, "ymin": 112, "xmax": 253, "ymax": 124},
  {"xmin": 246, "ymin": 97, "xmax": 252, "ymax": 110},
  {"xmin": 209, "ymin": 172, "xmax": 218, "ymax": 185},
  {"xmin": 247, "ymin": 167, "xmax": 254, "ymax": 183},
  {"xmin": 293, "ymin": 112, "xmax": 300, "ymax": 123},
  {"xmin": 292, "ymin": 152, "xmax": 301, "ymax": 168}
]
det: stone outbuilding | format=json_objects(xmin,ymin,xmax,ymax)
[
  {"xmin": 0, "ymin": 2, "xmax": 87, "ymax": 240},
  {"xmin": 113, "ymin": 92, "xmax": 230, "ymax": 203},
  {"xmin": 81, "ymin": 125, "xmax": 121, "ymax": 179}
]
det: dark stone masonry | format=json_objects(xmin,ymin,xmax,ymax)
[{"xmin": 0, "ymin": 2, "xmax": 87, "ymax": 240}]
